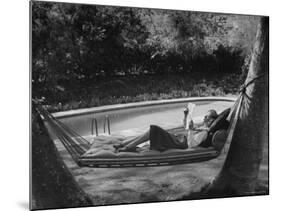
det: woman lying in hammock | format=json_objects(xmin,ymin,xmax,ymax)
[{"xmin": 114, "ymin": 107, "xmax": 218, "ymax": 152}]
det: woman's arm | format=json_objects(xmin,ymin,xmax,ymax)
[
  {"xmin": 183, "ymin": 116, "xmax": 187, "ymax": 129},
  {"xmin": 183, "ymin": 107, "xmax": 189, "ymax": 129}
]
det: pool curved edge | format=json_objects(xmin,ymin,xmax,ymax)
[{"xmin": 52, "ymin": 96, "xmax": 237, "ymax": 119}]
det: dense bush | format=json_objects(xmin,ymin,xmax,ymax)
[
  {"xmin": 32, "ymin": 2, "xmax": 259, "ymax": 108},
  {"xmin": 42, "ymin": 73, "xmax": 241, "ymax": 112}
]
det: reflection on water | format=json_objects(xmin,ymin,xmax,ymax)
[{"xmin": 58, "ymin": 101, "xmax": 234, "ymax": 137}]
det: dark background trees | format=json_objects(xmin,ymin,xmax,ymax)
[{"xmin": 32, "ymin": 1, "xmax": 260, "ymax": 109}]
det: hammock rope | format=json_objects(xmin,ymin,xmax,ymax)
[
  {"xmin": 36, "ymin": 105, "xmax": 90, "ymax": 162},
  {"xmin": 221, "ymin": 73, "xmax": 266, "ymax": 153}
]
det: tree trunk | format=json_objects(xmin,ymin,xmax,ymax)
[{"xmin": 207, "ymin": 16, "xmax": 269, "ymax": 195}]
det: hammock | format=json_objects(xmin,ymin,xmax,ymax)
[
  {"xmin": 35, "ymin": 100, "xmax": 231, "ymax": 168},
  {"xmin": 36, "ymin": 75, "xmax": 262, "ymax": 168}
]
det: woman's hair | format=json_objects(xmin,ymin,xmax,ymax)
[{"xmin": 208, "ymin": 109, "xmax": 218, "ymax": 119}]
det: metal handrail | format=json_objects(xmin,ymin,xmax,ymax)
[
  {"xmin": 91, "ymin": 117, "xmax": 98, "ymax": 136},
  {"xmin": 103, "ymin": 115, "xmax": 111, "ymax": 135}
]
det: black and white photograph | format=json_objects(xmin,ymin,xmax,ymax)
[{"xmin": 30, "ymin": 0, "xmax": 269, "ymax": 210}]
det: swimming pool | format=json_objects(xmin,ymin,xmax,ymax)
[{"xmin": 52, "ymin": 97, "xmax": 235, "ymax": 138}]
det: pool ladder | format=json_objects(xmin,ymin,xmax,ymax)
[{"xmin": 91, "ymin": 115, "xmax": 111, "ymax": 136}]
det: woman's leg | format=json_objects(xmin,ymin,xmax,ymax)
[
  {"xmin": 120, "ymin": 130, "xmax": 150, "ymax": 151},
  {"xmin": 122, "ymin": 136, "xmax": 140, "ymax": 145}
]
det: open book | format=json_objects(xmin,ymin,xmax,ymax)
[{"xmin": 184, "ymin": 103, "xmax": 196, "ymax": 130}]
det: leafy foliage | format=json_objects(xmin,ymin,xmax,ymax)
[{"xmin": 32, "ymin": 1, "xmax": 260, "ymax": 102}]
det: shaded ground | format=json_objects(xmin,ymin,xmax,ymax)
[
  {"xmin": 256, "ymin": 139, "xmax": 269, "ymax": 194},
  {"xmin": 31, "ymin": 112, "xmax": 92, "ymax": 210}
]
